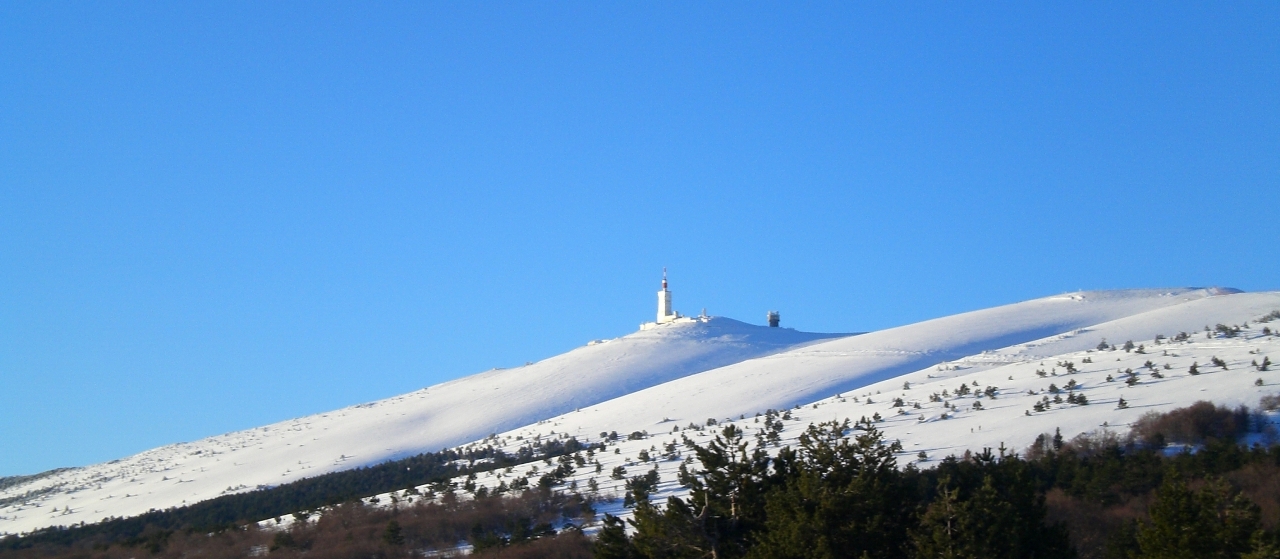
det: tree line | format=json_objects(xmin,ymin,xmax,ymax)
[
  {"xmin": 600, "ymin": 401, "xmax": 1280, "ymax": 559},
  {"xmin": 0, "ymin": 437, "xmax": 597, "ymax": 554},
  {"xmin": 4, "ymin": 400, "xmax": 1280, "ymax": 559}
]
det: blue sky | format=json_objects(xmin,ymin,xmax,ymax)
[{"xmin": 2, "ymin": 2, "xmax": 1277, "ymax": 476}]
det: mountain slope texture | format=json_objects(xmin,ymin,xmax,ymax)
[{"xmin": 4, "ymin": 287, "xmax": 1279, "ymax": 537}]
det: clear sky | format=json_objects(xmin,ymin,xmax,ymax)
[{"xmin": 2, "ymin": 2, "xmax": 1277, "ymax": 477}]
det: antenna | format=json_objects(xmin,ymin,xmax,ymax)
[{"xmin": 662, "ymin": 267, "xmax": 668, "ymax": 290}]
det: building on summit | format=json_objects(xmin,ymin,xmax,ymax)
[
  {"xmin": 641, "ymin": 269, "xmax": 696, "ymax": 330},
  {"xmin": 640, "ymin": 270, "xmax": 781, "ymax": 330},
  {"xmin": 657, "ymin": 268, "xmax": 679, "ymax": 324}
]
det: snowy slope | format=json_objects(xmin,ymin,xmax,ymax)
[
  {"xmin": 5, "ymin": 287, "xmax": 1277, "ymax": 537},
  {"xmin": 401, "ymin": 291, "xmax": 1280, "ymax": 528},
  {"xmin": 0, "ymin": 318, "xmax": 842, "ymax": 535},
  {"xmin": 470, "ymin": 288, "xmax": 1246, "ymax": 444},
  {"xmin": 986, "ymin": 290, "xmax": 1280, "ymax": 361}
]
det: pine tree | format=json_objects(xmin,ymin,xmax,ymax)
[
  {"xmin": 911, "ymin": 470, "xmax": 1073, "ymax": 559},
  {"xmin": 382, "ymin": 520, "xmax": 404, "ymax": 546},
  {"xmin": 631, "ymin": 424, "xmax": 773, "ymax": 559},
  {"xmin": 1135, "ymin": 477, "xmax": 1261, "ymax": 559},
  {"xmin": 913, "ymin": 478, "xmax": 963, "ymax": 559},
  {"xmin": 747, "ymin": 421, "xmax": 910, "ymax": 559},
  {"xmin": 593, "ymin": 514, "xmax": 640, "ymax": 559}
]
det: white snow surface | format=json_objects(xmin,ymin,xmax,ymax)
[
  {"xmin": 428, "ymin": 305, "xmax": 1280, "ymax": 528},
  {"xmin": 0, "ymin": 317, "xmax": 841, "ymax": 535},
  {"xmin": 490, "ymin": 288, "xmax": 1262, "ymax": 442},
  {"xmin": 5, "ymin": 287, "xmax": 1280, "ymax": 537}
]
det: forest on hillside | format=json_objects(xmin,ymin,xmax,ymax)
[{"xmin": 4, "ymin": 401, "xmax": 1280, "ymax": 559}]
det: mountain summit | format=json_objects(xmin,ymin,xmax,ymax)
[{"xmin": 4, "ymin": 287, "xmax": 1279, "ymax": 536}]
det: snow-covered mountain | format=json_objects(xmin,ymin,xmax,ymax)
[
  {"xmin": 5, "ymin": 287, "xmax": 1279, "ymax": 536},
  {"xmin": 427, "ymin": 291, "xmax": 1280, "ymax": 526},
  {"xmin": 0, "ymin": 317, "xmax": 842, "ymax": 535}
]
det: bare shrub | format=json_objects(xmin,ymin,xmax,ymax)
[
  {"xmin": 1129, "ymin": 401, "xmax": 1256, "ymax": 446},
  {"xmin": 1261, "ymin": 394, "xmax": 1280, "ymax": 411},
  {"xmin": 474, "ymin": 530, "xmax": 593, "ymax": 558},
  {"xmin": 1228, "ymin": 463, "xmax": 1280, "ymax": 530},
  {"xmin": 0, "ymin": 489, "xmax": 598, "ymax": 559},
  {"xmin": 1044, "ymin": 488, "xmax": 1150, "ymax": 559},
  {"xmin": 1061, "ymin": 429, "xmax": 1123, "ymax": 457}
]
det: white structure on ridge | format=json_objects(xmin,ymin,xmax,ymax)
[
  {"xmin": 657, "ymin": 268, "xmax": 678, "ymax": 324},
  {"xmin": 641, "ymin": 269, "xmax": 697, "ymax": 330}
]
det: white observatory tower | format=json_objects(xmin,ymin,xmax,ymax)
[
  {"xmin": 640, "ymin": 268, "xmax": 694, "ymax": 330},
  {"xmin": 657, "ymin": 268, "xmax": 677, "ymax": 324}
]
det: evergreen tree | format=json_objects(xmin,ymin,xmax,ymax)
[
  {"xmin": 382, "ymin": 520, "xmax": 404, "ymax": 546},
  {"xmin": 956, "ymin": 475, "xmax": 1018, "ymax": 557},
  {"xmin": 1135, "ymin": 477, "xmax": 1262, "ymax": 559},
  {"xmin": 630, "ymin": 424, "xmax": 773, "ymax": 559},
  {"xmin": 1104, "ymin": 519, "xmax": 1141, "ymax": 559},
  {"xmin": 917, "ymin": 456, "xmax": 1074, "ymax": 559},
  {"xmin": 1242, "ymin": 532, "xmax": 1280, "ymax": 559},
  {"xmin": 594, "ymin": 514, "xmax": 641, "ymax": 559},
  {"xmin": 913, "ymin": 478, "xmax": 963, "ymax": 559},
  {"xmin": 748, "ymin": 420, "xmax": 910, "ymax": 559}
]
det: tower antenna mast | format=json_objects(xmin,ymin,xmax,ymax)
[{"xmin": 656, "ymin": 268, "xmax": 676, "ymax": 323}]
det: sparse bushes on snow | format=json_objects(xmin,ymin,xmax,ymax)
[
  {"xmin": 1215, "ymin": 323, "xmax": 1242, "ymax": 338},
  {"xmin": 1129, "ymin": 401, "xmax": 1261, "ymax": 447},
  {"xmin": 1261, "ymin": 394, "xmax": 1280, "ymax": 412}
]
